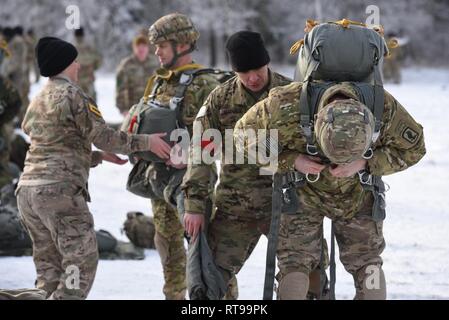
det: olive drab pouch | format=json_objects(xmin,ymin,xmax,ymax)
[
  {"xmin": 122, "ymin": 211, "xmax": 156, "ymax": 249},
  {"xmin": 126, "ymin": 159, "xmax": 157, "ymax": 199},
  {"xmin": 126, "ymin": 68, "xmax": 234, "ymax": 163},
  {"xmin": 96, "ymin": 229, "xmax": 118, "ymax": 253}
]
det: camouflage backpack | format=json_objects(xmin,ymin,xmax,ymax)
[
  {"xmin": 124, "ymin": 66, "xmax": 232, "ymax": 199},
  {"xmin": 123, "ymin": 66, "xmax": 233, "ymax": 163},
  {"xmin": 122, "ymin": 211, "xmax": 156, "ymax": 249},
  {"xmin": 96, "ymin": 229, "xmax": 145, "ymax": 260},
  {"xmin": 291, "ymin": 19, "xmax": 389, "ymax": 151}
]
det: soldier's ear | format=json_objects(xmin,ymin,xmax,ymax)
[{"xmin": 176, "ymin": 43, "xmax": 190, "ymax": 53}]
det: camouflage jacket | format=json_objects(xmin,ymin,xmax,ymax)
[
  {"xmin": 19, "ymin": 75, "xmax": 150, "ymax": 197},
  {"xmin": 75, "ymin": 39, "xmax": 102, "ymax": 86},
  {"xmin": 0, "ymin": 75, "xmax": 21, "ymax": 125},
  {"xmin": 116, "ymin": 54, "xmax": 158, "ymax": 114},
  {"xmin": 235, "ymin": 82, "xmax": 426, "ymax": 219},
  {"xmin": 0, "ymin": 36, "xmax": 27, "ymax": 84},
  {"xmin": 0, "ymin": 75, "xmax": 22, "ymax": 188},
  {"xmin": 182, "ymin": 70, "xmax": 291, "ymax": 217}
]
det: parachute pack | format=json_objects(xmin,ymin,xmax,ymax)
[
  {"xmin": 125, "ymin": 66, "xmax": 232, "ymax": 201},
  {"xmin": 122, "ymin": 211, "xmax": 156, "ymax": 249},
  {"xmin": 292, "ymin": 19, "xmax": 388, "ymax": 152},
  {"xmin": 265, "ymin": 19, "xmax": 391, "ymax": 300},
  {"xmin": 124, "ymin": 66, "xmax": 233, "ymax": 163}
]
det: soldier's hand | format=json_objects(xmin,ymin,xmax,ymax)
[
  {"xmin": 166, "ymin": 143, "xmax": 187, "ymax": 169},
  {"xmin": 329, "ymin": 159, "xmax": 367, "ymax": 178},
  {"xmin": 102, "ymin": 152, "xmax": 128, "ymax": 165},
  {"xmin": 184, "ymin": 212, "xmax": 205, "ymax": 241},
  {"xmin": 294, "ymin": 154, "xmax": 326, "ymax": 175},
  {"xmin": 148, "ymin": 133, "xmax": 171, "ymax": 159}
]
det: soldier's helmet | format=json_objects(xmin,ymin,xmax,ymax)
[
  {"xmin": 148, "ymin": 13, "xmax": 199, "ymax": 45},
  {"xmin": 314, "ymin": 98, "xmax": 375, "ymax": 165}
]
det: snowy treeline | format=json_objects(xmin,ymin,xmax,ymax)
[{"xmin": 1, "ymin": 0, "xmax": 448, "ymax": 69}]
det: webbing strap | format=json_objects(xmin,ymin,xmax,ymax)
[
  {"xmin": 318, "ymin": 225, "xmax": 327, "ymax": 300},
  {"xmin": 142, "ymin": 76, "xmax": 157, "ymax": 104},
  {"xmin": 263, "ymin": 173, "xmax": 283, "ymax": 300},
  {"xmin": 298, "ymin": 58, "xmax": 320, "ymax": 149},
  {"xmin": 329, "ymin": 222, "xmax": 336, "ymax": 299},
  {"xmin": 373, "ymin": 64, "xmax": 385, "ymax": 141},
  {"xmin": 171, "ymin": 68, "xmax": 216, "ymax": 125},
  {"xmin": 360, "ymin": 174, "xmax": 387, "ymax": 222}
]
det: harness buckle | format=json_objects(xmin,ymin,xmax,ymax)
[
  {"xmin": 358, "ymin": 170, "xmax": 373, "ymax": 185},
  {"xmin": 169, "ymin": 96, "xmax": 184, "ymax": 110},
  {"xmin": 363, "ymin": 148, "xmax": 374, "ymax": 160},
  {"xmin": 179, "ymin": 73, "xmax": 193, "ymax": 85},
  {"xmin": 306, "ymin": 172, "xmax": 320, "ymax": 183},
  {"xmin": 306, "ymin": 144, "xmax": 319, "ymax": 156}
]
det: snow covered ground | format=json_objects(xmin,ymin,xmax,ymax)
[{"xmin": 1, "ymin": 66, "xmax": 448, "ymax": 300}]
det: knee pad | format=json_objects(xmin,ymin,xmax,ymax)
[{"xmin": 278, "ymin": 272, "xmax": 309, "ymax": 300}]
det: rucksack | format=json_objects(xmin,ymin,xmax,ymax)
[
  {"xmin": 291, "ymin": 19, "xmax": 389, "ymax": 154},
  {"xmin": 0, "ymin": 205, "xmax": 32, "ymax": 255},
  {"xmin": 124, "ymin": 67, "xmax": 232, "ymax": 199},
  {"xmin": 126, "ymin": 159, "xmax": 157, "ymax": 199},
  {"xmin": 125, "ymin": 67, "xmax": 233, "ymax": 163},
  {"xmin": 122, "ymin": 211, "xmax": 156, "ymax": 249},
  {"xmin": 97, "ymin": 228, "xmax": 145, "ymax": 261}
]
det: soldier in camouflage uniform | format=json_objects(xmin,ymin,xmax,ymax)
[
  {"xmin": 182, "ymin": 31, "xmax": 327, "ymax": 300},
  {"xmin": 235, "ymin": 81, "xmax": 426, "ymax": 299},
  {"xmin": 181, "ymin": 31, "xmax": 290, "ymax": 299},
  {"xmin": 0, "ymin": 27, "xmax": 28, "ymax": 123},
  {"xmin": 122, "ymin": 13, "xmax": 222, "ymax": 300},
  {"xmin": 25, "ymin": 29, "xmax": 40, "ymax": 85},
  {"xmin": 17, "ymin": 36, "xmax": 171, "ymax": 300},
  {"xmin": 116, "ymin": 34, "xmax": 158, "ymax": 116},
  {"xmin": 0, "ymin": 39, "xmax": 22, "ymax": 189},
  {"xmin": 383, "ymin": 32, "xmax": 402, "ymax": 84},
  {"xmin": 74, "ymin": 28, "xmax": 102, "ymax": 101}
]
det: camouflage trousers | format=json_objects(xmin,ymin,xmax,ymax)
[
  {"xmin": 207, "ymin": 210, "xmax": 270, "ymax": 298},
  {"xmin": 208, "ymin": 211, "xmax": 270, "ymax": 281},
  {"xmin": 207, "ymin": 209, "xmax": 328, "ymax": 299},
  {"xmin": 277, "ymin": 192, "xmax": 386, "ymax": 298},
  {"xmin": 17, "ymin": 183, "xmax": 98, "ymax": 300},
  {"xmin": 151, "ymin": 199, "xmax": 186, "ymax": 300}
]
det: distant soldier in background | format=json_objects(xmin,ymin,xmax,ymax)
[
  {"xmin": 116, "ymin": 33, "xmax": 158, "ymax": 116},
  {"xmin": 17, "ymin": 36, "xmax": 169, "ymax": 299},
  {"xmin": 1, "ymin": 26, "xmax": 28, "ymax": 123},
  {"xmin": 25, "ymin": 29, "xmax": 40, "ymax": 84},
  {"xmin": 74, "ymin": 27, "xmax": 102, "ymax": 101},
  {"xmin": 383, "ymin": 32, "xmax": 402, "ymax": 84},
  {"xmin": 0, "ymin": 39, "xmax": 22, "ymax": 189}
]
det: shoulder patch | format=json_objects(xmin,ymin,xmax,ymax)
[
  {"xmin": 88, "ymin": 103, "xmax": 103, "ymax": 118},
  {"xmin": 402, "ymin": 127, "xmax": 419, "ymax": 144}
]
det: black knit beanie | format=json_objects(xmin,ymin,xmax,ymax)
[
  {"xmin": 226, "ymin": 31, "xmax": 270, "ymax": 72},
  {"xmin": 36, "ymin": 37, "xmax": 78, "ymax": 77}
]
